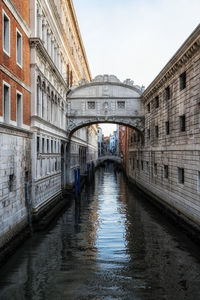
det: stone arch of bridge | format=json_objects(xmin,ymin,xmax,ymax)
[{"xmin": 66, "ymin": 75, "xmax": 145, "ymax": 136}]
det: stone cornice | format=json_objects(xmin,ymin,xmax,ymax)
[
  {"xmin": 143, "ymin": 24, "xmax": 200, "ymax": 101},
  {"xmin": 30, "ymin": 38, "xmax": 68, "ymax": 90},
  {"xmin": 67, "ymin": 0, "xmax": 92, "ymax": 81}
]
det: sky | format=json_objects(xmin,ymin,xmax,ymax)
[{"xmin": 73, "ymin": 0, "xmax": 200, "ymax": 136}]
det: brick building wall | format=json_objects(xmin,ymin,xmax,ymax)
[{"xmin": 0, "ymin": 0, "xmax": 31, "ymax": 249}]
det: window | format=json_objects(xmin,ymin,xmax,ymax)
[
  {"xmin": 198, "ymin": 171, "xmax": 200, "ymax": 192},
  {"xmin": 164, "ymin": 165, "xmax": 168, "ymax": 179},
  {"xmin": 37, "ymin": 137, "xmax": 40, "ymax": 153},
  {"xmin": 3, "ymin": 82, "xmax": 10, "ymax": 123},
  {"xmin": 179, "ymin": 72, "xmax": 186, "ymax": 91},
  {"xmin": 117, "ymin": 101, "xmax": 125, "ymax": 109},
  {"xmin": 16, "ymin": 92, "xmax": 22, "ymax": 127},
  {"xmin": 42, "ymin": 138, "xmax": 45, "ymax": 153},
  {"xmin": 147, "ymin": 129, "xmax": 150, "ymax": 140},
  {"xmin": 165, "ymin": 121, "xmax": 169, "ymax": 135},
  {"xmin": 179, "ymin": 115, "xmax": 186, "ymax": 132},
  {"xmin": 146, "ymin": 161, "xmax": 149, "ymax": 172},
  {"xmin": 132, "ymin": 158, "xmax": 134, "ymax": 169},
  {"xmin": 51, "ymin": 140, "xmax": 53, "ymax": 152},
  {"xmin": 147, "ymin": 103, "xmax": 150, "ymax": 113},
  {"xmin": 88, "ymin": 101, "xmax": 95, "ymax": 109},
  {"xmin": 141, "ymin": 160, "xmax": 144, "ymax": 170},
  {"xmin": 178, "ymin": 168, "xmax": 184, "ymax": 184},
  {"xmin": 3, "ymin": 11, "xmax": 10, "ymax": 55},
  {"xmin": 165, "ymin": 86, "xmax": 170, "ymax": 100},
  {"xmin": 155, "ymin": 96, "xmax": 159, "ymax": 108},
  {"xmin": 47, "ymin": 139, "xmax": 49, "ymax": 153},
  {"xmin": 155, "ymin": 126, "xmax": 159, "ymax": 138},
  {"xmin": 154, "ymin": 163, "xmax": 157, "ymax": 175},
  {"xmin": 16, "ymin": 30, "xmax": 22, "ymax": 67}
]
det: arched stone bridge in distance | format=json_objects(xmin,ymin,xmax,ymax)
[
  {"xmin": 66, "ymin": 75, "xmax": 145, "ymax": 135},
  {"xmin": 96, "ymin": 155, "xmax": 122, "ymax": 166}
]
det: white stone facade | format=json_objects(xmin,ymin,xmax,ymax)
[{"xmin": 30, "ymin": 0, "xmax": 95, "ymax": 212}]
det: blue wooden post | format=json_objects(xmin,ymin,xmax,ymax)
[
  {"xmin": 78, "ymin": 168, "xmax": 81, "ymax": 193},
  {"xmin": 74, "ymin": 169, "xmax": 78, "ymax": 197}
]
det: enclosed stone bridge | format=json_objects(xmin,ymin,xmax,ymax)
[
  {"xmin": 97, "ymin": 155, "xmax": 122, "ymax": 165},
  {"xmin": 67, "ymin": 75, "xmax": 145, "ymax": 135}
]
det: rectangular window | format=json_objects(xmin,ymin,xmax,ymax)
[
  {"xmin": 132, "ymin": 158, "xmax": 134, "ymax": 169},
  {"xmin": 42, "ymin": 138, "xmax": 45, "ymax": 153},
  {"xmin": 155, "ymin": 125, "xmax": 159, "ymax": 138},
  {"xmin": 147, "ymin": 128, "xmax": 150, "ymax": 139},
  {"xmin": 37, "ymin": 137, "xmax": 40, "ymax": 153},
  {"xmin": 179, "ymin": 71, "xmax": 186, "ymax": 91},
  {"xmin": 165, "ymin": 121, "xmax": 169, "ymax": 135},
  {"xmin": 16, "ymin": 29, "xmax": 22, "ymax": 67},
  {"xmin": 51, "ymin": 140, "xmax": 53, "ymax": 152},
  {"xmin": 154, "ymin": 163, "xmax": 157, "ymax": 175},
  {"xmin": 3, "ymin": 11, "xmax": 10, "ymax": 55},
  {"xmin": 117, "ymin": 101, "xmax": 125, "ymax": 109},
  {"xmin": 179, "ymin": 115, "xmax": 186, "ymax": 132},
  {"xmin": 147, "ymin": 103, "xmax": 150, "ymax": 113},
  {"xmin": 141, "ymin": 160, "xmax": 144, "ymax": 170},
  {"xmin": 164, "ymin": 165, "xmax": 168, "ymax": 179},
  {"xmin": 17, "ymin": 92, "xmax": 22, "ymax": 127},
  {"xmin": 47, "ymin": 139, "xmax": 49, "ymax": 153},
  {"xmin": 178, "ymin": 168, "xmax": 184, "ymax": 184},
  {"xmin": 88, "ymin": 101, "xmax": 95, "ymax": 109},
  {"xmin": 165, "ymin": 86, "xmax": 170, "ymax": 100},
  {"xmin": 3, "ymin": 82, "xmax": 10, "ymax": 123},
  {"xmin": 155, "ymin": 96, "xmax": 159, "ymax": 108},
  {"xmin": 198, "ymin": 171, "xmax": 200, "ymax": 192},
  {"xmin": 146, "ymin": 161, "xmax": 149, "ymax": 172}
]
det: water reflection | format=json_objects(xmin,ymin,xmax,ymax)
[{"xmin": 0, "ymin": 164, "xmax": 200, "ymax": 299}]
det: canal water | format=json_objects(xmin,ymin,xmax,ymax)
[{"xmin": 0, "ymin": 164, "xmax": 200, "ymax": 300}]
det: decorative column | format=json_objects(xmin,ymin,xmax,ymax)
[
  {"xmin": 37, "ymin": 7, "xmax": 43, "ymax": 40},
  {"xmin": 42, "ymin": 18, "xmax": 47, "ymax": 48},
  {"xmin": 47, "ymin": 28, "xmax": 51, "ymax": 54},
  {"xmin": 51, "ymin": 37, "xmax": 54, "ymax": 60}
]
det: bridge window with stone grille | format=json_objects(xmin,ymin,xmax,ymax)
[
  {"xmin": 88, "ymin": 101, "xmax": 95, "ymax": 109},
  {"xmin": 117, "ymin": 101, "xmax": 125, "ymax": 109}
]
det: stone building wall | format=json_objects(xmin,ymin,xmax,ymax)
[
  {"xmin": 0, "ymin": 0, "xmax": 31, "ymax": 249},
  {"xmin": 126, "ymin": 25, "xmax": 200, "ymax": 230}
]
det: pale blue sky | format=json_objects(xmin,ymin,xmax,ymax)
[
  {"xmin": 73, "ymin": 0, "xmax": 199, "ymax": 136},
  {"xmin": 73, "ymin": 0, "xmax": 199, "ymax": 88}
]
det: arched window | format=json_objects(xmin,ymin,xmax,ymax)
[
  {"xmin": 37, "ymin": 76, "xmax": 41, "ymax": 116},
  {"xmin": 47, "ymin": 87, "xmax": 50, "ymax": 122},
  {"xmin": 51, "ymin": 91, "xmax": 54, "ymax": 123},
  {"xmin": 42, "ymin": 81, "xmax": 46, "ymax": 119}
]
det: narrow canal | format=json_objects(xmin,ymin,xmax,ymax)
[{"xmin": 1, "ymin": 164, "xmax": 200, "ymax": 300}]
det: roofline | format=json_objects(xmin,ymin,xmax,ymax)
[
  {"xmin": 68, "ymin": 0, "xmax": 92, "ymax": 82},
  {"xmin": 143, "ymin": 24, "xmax": 200, "ymax": 99}
]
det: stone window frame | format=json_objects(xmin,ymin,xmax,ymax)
[
  {"xmin": 88, "ymin": 101, "xmax": 95, "ymax": 109},
  {"xmin": 16, "ymin": 90, "xmax": 23, "ymax": 127},
  {"xmin": 2, "ymin": 9, "xmax": 10, "ymax": 56},
  {"xmin": 179, "ymin": 71, "xmax": 186, "ymax": 91},
  {"xmin": 117, "ymin": 101, "xmax": 125, "ymax": 109},
  {"xmin": 178, "ymin": 167, "xmax": 184, "ymax": 184},
  {"xmin": 3, "ymin": 80, "xmax": 10, "ymax": 124},
  {"xmin": 165, "ymin": 121, "xmax": 170, "ymax": 135},
  {"xmin": 16, "ymin": 28, "xmax": 23, "ymax": 68},
  {"xmin": 179, "ymin": 115, "xmax": 186, "ymax": 132},
  {"xmin": 165, "ymin": 86, "xmax": 170, "ymax": 100},
  {"xmin": 154, "ymin": 163, "xmax": 157, "ymax": 176},
  {"xmin": 164, "ymin": 165, "xmax": 169, "ymax": 179},
  {"xmin": 198, "ymin": 171, "xmax": 200, "ymax": 192},
  {"xmin": 155, "ymin": 96, "xmax": 159, "ymax": 109}
]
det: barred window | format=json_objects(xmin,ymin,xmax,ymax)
[
  {"xmin": 117, "ymin": 101, "xmax": 125, "ymax": 109},
  {"xmin": 88, "ymin": 101, "xmax": 95, "ymax": 109}
]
